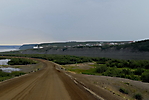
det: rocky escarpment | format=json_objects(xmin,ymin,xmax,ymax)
[{"xmin": 20, "ymin": 47, "xmax": 149, "ymax": 60}]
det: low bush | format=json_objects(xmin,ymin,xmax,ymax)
[
  {"xmin": 141, "ymin": 71, "xmax": 149, "ymax": 82},
  {"xmin": 102, "ymin": 67, "xmax": 121, "ymax": 77},
  {"xmin": 133, "ymin": 93, "xmax": 143, "ymax": 100},
  {"xmin": 134, "ymin": 68, "xmax": 144, "ymax": 75},
  {"xmin": 0, "ymin": 71, "xmax": 26, "ymax": 81},
  {"xmin": 119, "ymin": 88, "xmax": 129, "ymax": 94},
  {"xmin": 95, "ymin": 58, "xmax": 111, "ymax": 64},
  {"xmin": 95, "ymin": 65, "xmax": 108, "ymax": 73},
  {"xmin": 8, "ymin": 58, "xmax": 37, "ymax": 65},
  {"xmin": 121, "ymin": 69, "xmax": 132, "ymax": 75},
  {"xmin": 11, "ymin": 71, "xmax": 25, "ymax": 76}
]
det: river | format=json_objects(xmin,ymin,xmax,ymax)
[
  {"xmin": 0, "ymin": 49, "xmax": 19, "ymax": 52},
  {"xmin": 0, "ymin": 45, "xmax": 20, "ymax": 53}
]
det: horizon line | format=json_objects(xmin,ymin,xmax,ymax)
[{"xmin": 0, "ymin": 38, "xmax": 148, "ymax": 45}]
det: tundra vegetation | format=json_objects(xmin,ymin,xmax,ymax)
[
  {"xmin": 1, "ymin": 54, "xmax": 149, "ymax": 83},
  {"xmin": 133, "ymin": 93, "xmax": 143, "ymax": 100},
  {"xmin": 1, "ymin": 54, "xmax": 148, "ymax": 100},
  {"xmin": 8, "ymin": 58, "xmax": 37, "ymax": 65},
  {"xmin": 119, "ymin": 88, "xmax": 129, "ymax": 94},
  {"xmin": 0, "ymin": 71, "xmax": 25, "ymax": 81},
  {"xmin": 94, "ymin": 58, "xmax": 149, "ymax": 82}
]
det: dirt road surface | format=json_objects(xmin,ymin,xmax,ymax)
[{"xmin": 0, "ymin": 59, "xmax": 99, "ymax": 100}]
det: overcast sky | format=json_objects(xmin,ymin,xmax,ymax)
[{"xmin": 0, "ymin": 0, "xmax": 149, "ymax": 45}]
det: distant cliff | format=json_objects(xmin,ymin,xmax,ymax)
[
  {"xmin": 19, "ymin": 47, "xmax": 149, "ymax": 60},
  {"xmin": 19, "ymin": 44, "xmax": 38, "ymax": 50},
  {"xmin": 18, "ymin": 39, "xmax": 149, "ymax": 60},
  {"xmin": 19, "ymin": 41, "xmax": 131, "ymax": 50}
]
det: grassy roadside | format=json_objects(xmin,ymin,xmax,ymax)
[
  {"xmin": 63, "ymin": 62, "xmax": 149, "ymax": 82},
  {"xmin": 63, "ymin": 63, "xmax": 148, "ymax": 100},
  {"xmin": 0, "ymin": 71, "xmax": 25, "ymax": 82},
  {"xmin": 63, "ymin": 63, "xmax": 97, "ymax": 75}
]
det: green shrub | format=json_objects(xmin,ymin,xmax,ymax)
[
  {"xmin": 11, "ymin": 71, "xmax": 25, "ymax": 76},
  {"xmin": 133, "ymin": 93, "xmax": 143, "ymax": 100},
  {"xmin": 134, "ymin": 68, "xmax": 144, "ymax": 75},
  {"xmin": 96, "ymin": 58, "xmax": 111, "ymax": 64},
  {"xmin": 141, "ymin": 71, "xmax": 149, "ymax": 82},
  {"xmin": 103, "ymin": 67, "xmax": 121, "ymax": 77},
  {"xmin": 119, "ymin": 88, "xmax": 129, "ymax": 94},
  {"xmin": 122, "ymin": 69, "xmax": 132, "ymax": 75},
  {"xmin": 0, "ymin": 71, "xmax": 25, "ymax": 81},
  {"xmin": 95, "ymin": 65, "xmax": 108, "ymax": 73},
  {"xmin": 0, "ymin": 77, "xmax": 11, "ymax": 81},
  {"xmin": 8, "ymin": 58, "xmax": 37, "ymax": 65}
]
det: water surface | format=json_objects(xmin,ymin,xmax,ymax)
[
  {"xmin": 0, "ymin": 59, "xmax": 21, "ymax": 73},
  {"xmin": 0, "ymin": 59, "xmax": 10, "ymax": 65},
  {"xmin": 0, "ymin": 49, "xmax": 19, "ymax": 52},
  {"xmin": 0, "ymin": 67, "xmax": 21, "ymax": 73}
]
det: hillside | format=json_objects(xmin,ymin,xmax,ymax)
[
  {"xmin": 8, "ymin": 39, "xmax": 149, "ymax": 60},
  {"xmin": 19, "ymin": 44, "xmax": 38, "ymax": 50},
  {"xmin": 115, "ymin": 39, "xmax": 149, "ymax": 51},
  {"xmin": 19, "ymin": 40, "xmax": 149, "ymax": 52},
  {"xmin": 19, "ymin": 41, "xmax": 131, "ymax": 50}
]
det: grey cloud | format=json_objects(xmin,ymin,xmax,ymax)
[{"xmin": 0, "ymin": 0, "xmax": 149, "ymax": 44}]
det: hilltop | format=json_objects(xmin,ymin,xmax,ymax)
[
  {"xmin": 19, "ymin": 40, "xmax": 132, "ymax": 50},
  {"xmin": 19, "ymin": 39, "xmax": 149, "ymax": 52}
]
